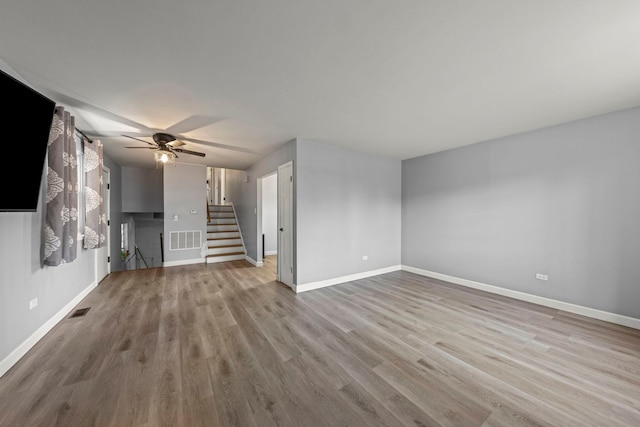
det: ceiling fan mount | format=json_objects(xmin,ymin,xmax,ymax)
[
  {"xmin": 152, "ymin": 132, "xmax": 178, "ymax": 146},
  {"xmin": 122, "ymin": 132, "xmax": 206, "ymax": 163}
]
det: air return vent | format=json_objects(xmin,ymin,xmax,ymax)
[{"xmin": 169, "ymin": 230, "xmax": 202, "ymax": 251}]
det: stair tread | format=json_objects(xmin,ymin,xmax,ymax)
[{"xmin": 206, "ymin": 204, "xmax": 244, "ymax": 258}]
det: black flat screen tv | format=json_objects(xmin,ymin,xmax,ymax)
[{"xmin": 0, "ymin": 68, "xmax": 56, "ymax": 212}]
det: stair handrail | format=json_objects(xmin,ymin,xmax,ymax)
[{"xmin": 134, "ymin": 245, "xmax": 149, "ymax": 269}]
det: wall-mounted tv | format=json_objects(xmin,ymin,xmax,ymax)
[{"xmin": 0, "ymin": 68, "xmax": 56, "ymax": 212}]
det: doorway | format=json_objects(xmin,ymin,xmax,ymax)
[
  {"xmin": 277, "ymin": 161, "xmax": 294, "ymax": 287},
  {"xmin": 260, "ymin": 172, "xmax": 278, "ymax": 268},
  {"xmin": 256, "ymin": 161, "xmax": 294, "ymax": 288},
  {"xmin": 208, "ymin": 167, "xmax": 227, "ymax": 205}
]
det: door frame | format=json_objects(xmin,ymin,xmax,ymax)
[
  {"xmin": 276, "ymin": 161, "xmax": 294, "ymax": 288},
  {"xmin": 256, "ymin": 171, "xmax": 277, "ymax": 267}
]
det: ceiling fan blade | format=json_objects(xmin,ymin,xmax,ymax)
[
  {"xmin": 165, "ymin": 115, "xmax": 224, "ymax": 135},
  {"xmin": 125, "ymin": 146, "xmax": 156, "ymax": 149},
  {"xmin": 122, "ymin": 134, "xmax": 156, "ymax": 146},
  {"xmin": 173, "ymin": 148, "xmax": 206, "ymax": 157},
  {"xmin": 88, "ymin": 130, "xmax": 150, "ymax": 138},
  {"xmin": 33, "ymin": 87, "xmax": 153, "ymax": 133},
  {"xmin": 179, "ymin": 136, "xmax": 259, "ymax": 154}
]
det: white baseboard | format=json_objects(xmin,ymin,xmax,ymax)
[
  {"xmin": 0, "ymin": 279, "xmax": 98, "ymax": 378},
  {"xmin": 163, "ymin": 257, "xmax": 205, "ymax": 267},
  {"xmin": 295, "ymin": 265, "xmax": 402, "ymax": 293},
  {"xmin": 264, "ymin": 250, "xmax": 277, "ymax": 256},
  {"xmin": 402, "ymin": 265, "xmax": 640, "ymax": 330},
  {"xmin": 245, "ymin": 256, "xmax": 264, "ymax": 267}
]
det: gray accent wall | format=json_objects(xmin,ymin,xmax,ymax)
[
  {"xmin": 0, "ymin": 161, "xmax": 95, "ymax": 366},
  {"xmin": 121, "ymin": 167, "xmax": 163, "ymax": 213},
  {"xmin": 402, "ymin": 106, "xmax": 640, "ymax": 319},
  {"xmin": 296, "ymin": 139, "xmax": 401, "ymax": 285},
  {"xmin": 163, "ymin": 163, "xmax": 208, "ymax": 264}
]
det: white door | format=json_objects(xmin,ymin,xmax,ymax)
[
  {"xmin": 96, "ymin": 167, "xmax": 110, "ymax": 283},
  {"xmin": 277, "ymin": 161, "xmax": 294, "ymax": 288}
]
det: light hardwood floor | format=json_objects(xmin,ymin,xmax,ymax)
[{"xmin": 1, "ymin": 256, "xmax": 639, "ymax": 426}]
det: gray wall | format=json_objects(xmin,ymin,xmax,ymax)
[
  {"xmin": 296, "ymin": 139, "xmax": 402, "ymax": 285},
  {"xmin": 402, "ymin": 106, "xmax": 640, "ymax": 319},
  {"xmin": 0, "ymin": 155, "xmax": 95, "ymax": 368},
  {"xmin": 163, "ymin": 163, "xmax": 208, "ymax": 263},
  {"xmin": 122, "ymin": 167, "xmax": 163, "ymax": 213}
]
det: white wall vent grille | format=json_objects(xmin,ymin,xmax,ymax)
[{"xmin": 169, "ymin": 230, "xmax": 202, "ymax": 251}]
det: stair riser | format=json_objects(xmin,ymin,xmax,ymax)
[
  {"xmin": 210, "ymin": 212, "xmax": 235, "ymax": 218},
  {"xmin": 208, "ymin": 225, "xmax": 238, "ymax": 232},
  {"xmin": 207, "ymin": 231, "xmax": 239, "ymax": 239},
  {"xmin": 206, "ymin": 254, "xmax": 245, "ymax": 264},
  {"xmin": 208, "ymin": 219, "xmax": 237, "ymax": 225},
  {"xmin": 208, "ymin": 238, "xmax": 242, "ymax": 246},
  {"xmin": 207, "ymin": 246, "xmax": 244, "ymax": 255},
  {"xmin": 209, "ymin": 206, "xmax": 234, "ymax": 212}
]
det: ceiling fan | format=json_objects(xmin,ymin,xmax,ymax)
[
  {"xmin": 28, "ymin": 86, "xmax": 259, "ymax": 154},
  {"xmin": 123, "ymin": 132, "xmax": 206, "ymax": 165}
]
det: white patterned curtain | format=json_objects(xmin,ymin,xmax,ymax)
[
  {"xmin": 43, "ymin": 106, "xmax": 78, "ymax": 266},
  {"xmin": 83, "ymin": 139, "xmax": 105, "ymax": 249}
]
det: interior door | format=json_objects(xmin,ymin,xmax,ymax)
[
  {"xmin": 96, "ymin": 167, "xmax": 110, "ymax": 283},
  {"xmin": 277, "ymin": 161, "xmax": 294, "ymax": 288}
]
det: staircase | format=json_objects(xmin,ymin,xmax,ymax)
[{"xmin": 206, "ymin": 204, "xmax": 246, "ymax": 263}]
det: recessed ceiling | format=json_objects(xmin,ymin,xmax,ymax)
[{"xmin": 2, "ymin": 1, "xmax": 640, "ymax": 169}]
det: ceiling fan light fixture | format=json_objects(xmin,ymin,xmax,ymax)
[{"xmin": 154, "ymin": 149, "xmax": 176, "ymax": 168}]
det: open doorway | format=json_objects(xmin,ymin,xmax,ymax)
[
  {"xmin": 261, "ymin": 172, "xmax": 278, "ymax": 271},
  {"xmin": 207, "ymin": 167, "xmax": 227, "ymax": 205},
  {"xmin": 257, "ymin": 162, "xmax": 294, "ymax": 287}
]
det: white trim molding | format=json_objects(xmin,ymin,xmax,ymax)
[
  {"xmin": 163, "ymin": 258, "xmax": 205, "ymax": 267},
  {"xmin": 295, "ymin": 265, "xmax": 402, "ymax": 293},
  {"xmin": 264, "ymin": 250, "xmax": 278, "ymax": 256},
  {"xmin": 0, "ymin": 279, "xmax": 98, "ymax": 378},
  {"xmin": 402, "ymin": 265, "xmax": 640, "ymax": 331},
  {"xmin": 245, "ymin": 255, "xmax": 264, "ymax": 267}
]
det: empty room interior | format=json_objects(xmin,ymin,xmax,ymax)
[{"xmin": 1, "ymin": 2, "xmax": 640, "ymax": 426}]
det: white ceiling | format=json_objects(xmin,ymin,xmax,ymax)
[{"xmin": 2, "ymin": 1, "xmax": 640, "ymax": 170}]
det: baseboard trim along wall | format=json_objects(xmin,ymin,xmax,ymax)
[
  {"xmin": 295, "ymin": 265, "xmax": 402, "ymax": 293},
  {"xmin": 402, "ymin": 265, "xmax": 640, "ymax": 331},
  {"xmin": 245, "ymin": 255, "xmax": 264, "ymax": 267},
  {"xmin": 264, "ymin": 250, "xmax": 277, "ymax": 256},
  {"xmin": 163, "ymin": 258, "xmax": 205, "ymax": 267},
  {"xmin": 0, "ymin": 279, "xmax": 99, "ymax": 378}
]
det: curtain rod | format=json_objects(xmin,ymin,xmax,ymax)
[{"xmin": 75, "ymin": 128, "xmax": 94, "ymax": 143}]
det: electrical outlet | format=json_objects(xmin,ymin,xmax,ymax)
[
  {"xmin": 536, "ymin": 273, "xmax": 549, "ymax": 281},
  {"xmin": 29, "ymin": 298, "xmax": 38, "ymax": 309},
  {"xmin": 362, "ymin": 255, "xmax": 368, "ymax": 261}
]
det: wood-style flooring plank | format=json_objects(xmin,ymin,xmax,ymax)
[{"xmin": 1, "ymin": 258, "xmax": 640, "ymax": 426}]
